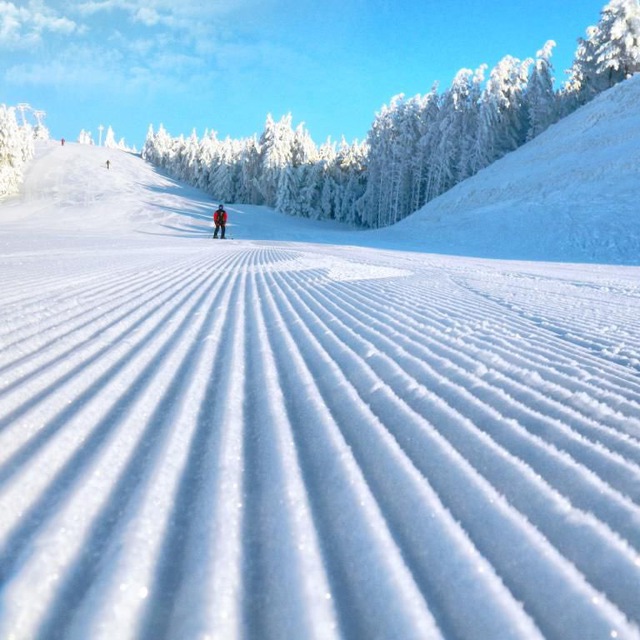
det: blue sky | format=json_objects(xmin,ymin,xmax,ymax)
[{"xmin": 1, "ymin": 0, "xmax": 607, "ymax": 149}]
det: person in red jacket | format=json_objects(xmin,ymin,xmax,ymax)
[{"xmin": 213, "ymin": 204, "xmax": 228, "ymax": 239}]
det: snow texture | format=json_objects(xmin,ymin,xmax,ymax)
[{"xmin": 0, "ymin": 80, "xmax": 640, "ymax": 640}]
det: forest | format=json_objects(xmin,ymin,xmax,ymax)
[
  {"xmin": 141, "ymin": 0, "xmax": 640, "ymax": 228},
  {"xmin": 2, "ymin": 0, "xmax": 640, "ymax": 221}
]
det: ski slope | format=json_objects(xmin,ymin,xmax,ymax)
[{"xmin": 0, "ymin": 137, "xmax": 640, "ymax": 640}]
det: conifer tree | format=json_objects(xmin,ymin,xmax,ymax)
[
  {"xmin": 566, "ymin": 0, "xmax": 640, "ymax": 104},
  {"xmin": 525, "ymin": 41, "xmax": 559, "ymax": 139},
  {"xmin": 594, "ymin": 0, "xmax": 640, "ymax": 84},
  {"xmin": 0, "ymin": 105, "xmax": 34, "ymax": 197}
]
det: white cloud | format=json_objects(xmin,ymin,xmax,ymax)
[
  {"xmin": 75, "ymin": 0, "xmax": 131, "ymax": 16},
  {"xmin": 134, "ymin": 7, "xmax": 161, "ymax": 26},
  {"xmin": 74, "ymin": 0, "xmax": 254, "ymax": 21},
  {"xmin": 0, "ymin": 3, "xmax": 23, "ymax": 44},
  {"xmin": 2, "ymin": 0, "xmax": 298, "ymax": 116},
  {"xmin": 5, "ymin": 43, "xmax": 120, "ymax": 87},
  {"xmin": 4, "ymin": 34, "xmax": 214, "ymax": 100},
  {"xmin": 33, "ymin": 12, "xmax": 76, "ymax": 34},
  {"xmin": 70, "ymin": 0, "xmax": 244, "ymax": 53},
  {"xmin": 0, "ymin": 0, "xmax": 78, "ymax": 48}
]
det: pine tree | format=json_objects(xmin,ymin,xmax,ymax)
[
  {"xmin": 104, "ymin": 126, "xmax": 117, "ymax": 149},
  {"xmin": 595, "ymin": 0, "xmax": 640, "ymax": 85},
  {"xmin": 480, "ymin": 55, "xmax": 532, "ymax": 165},
  {"xmin": 525, "ymin": 41, "xmax": 559, "ymax": 139},
  {"xmin": 333, "ymin": 138, "xmax": 367, "ymax": 225},
  {"xmin": 357, "ymin": 96, "xmax": 404, "ymax": 227},
  {"xmin": 237, "ymin": 136, "xmax": 262, "ymax": 204},
  {"xmin": 277, "ymin": 123, "xmax": 320, "ymax": 215},
  {"xmin": 195, "ymin": 131, "xmax": 218, "ymax": 191},
  {"xmin": 78, "ymin": 130, "xmax": 94, "ymax": 145},
  {"xmin": 0, "ymin": 105, "xmax": 33, "ymax": 197},
  {"xmin": 566, "ymin": 0, "xmax": 640, "ymax": 105},
  {"xmin": 456, "ymin": 66, "xmax": 486, "ymax": 181},
  {"xmin": 412, "ymin": 87, "xmax": 441, "ymax": 207},
  {"xmin": 258, "ymin": 114, "xmax": 294, "ymax": 207}
]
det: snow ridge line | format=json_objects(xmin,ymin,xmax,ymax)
[
  {"xmin": 274, "ymin": 263, "xmax": 640, "ymax": 633},
  {"xmin": 0, "ymin": 254, "xmax": 217, "ymax": 380},
  {"xmin": 43, "ymin": 250, "xmax": 254, "ymax": 640},
  {"xmin": 254, "ymin": 258, "xmax": 445, "ymax": 639},
  {"xmin": 257, "ymin": 264, "xmax": 543, "ymax": 639},
  {"xmin": 301, "ymin": 271, "xmax": 640, "ymax": 536},
  {"xmin": 360, "ymin": 274, "xmax": 640, "ymax": 422},
  {"xmin": 333, "ymin": 276, "xmax": 640, "ymax": 479},
  {"xmin": 0, "ymin": 248, "xmax": 194, "ymax": 307},
  {"xmin": 0, "ymin": 252, "xmax": 244, "ymax": 443},
  {"xmin": 264, "ymin": 261, "xmax": 639, "ymax": 639},
  {"xmin": 0, "ymin": 248, "xmax": 254, "ymax": 639},
  {"xmin": 1, "ymin": 245, "xmax": 640, "ymax": 639},
  {"xmin": 448, "ymin": 275, "xmax": 640, "ymax": 374},
  {"xmin": 388, "ymin": 275, "xmax": 640, "ymax": 395},
  {"xmin": 0, "ymin": 251, "xmax": 216, "ymax": 347},
  {"xmin": 239, "ymin": 260, "xmax": 340, "ymax": 639}
]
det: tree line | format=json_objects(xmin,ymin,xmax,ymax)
[
  {"xmin": 2, "ymin": 1, "xmax": 638, "ymax": 209},
  {"xmin": 142, "ymin": 0, "xmax": 640, "ymax": 228}
]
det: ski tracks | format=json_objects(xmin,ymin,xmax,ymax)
[{"xmin": 0, "ymin": 243, "xmax": 640, "ymax": 639}]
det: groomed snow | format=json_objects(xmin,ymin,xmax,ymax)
[{"xmin": 1, "ymin": 89, "xmax": 640, "ymax": 639}]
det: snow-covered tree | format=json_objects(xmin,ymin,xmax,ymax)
[
  {"xmin": 32, "ymin": 123, "xmax": 50, "ymax": 141},
  {"xmin": 594, "ymin": 0, "xmax": 640, "ymax": 84},
  {"xmin": 525, "ymin": 41, "xmax": 559, "ymax": 139},
  {"xmin": 142, "ymin": 124, "xmax": 173, "ymax": 168},
  {"xmin": 357, "ymin": 95, "xmax": 404, "ymax": 227},
  {"xmin": 455, "ymin": 66, "xmax": 486, "ymax": 181},
  {"xmin": 209, "ymin": 137, "xmax": 239, "ymax": 202},
  {"xmin": 335, "ymin": 139, "xmax": 368, "ymax": 225},
  {"xmin": 0, "ymin": 105, "xmax": 34, "ymax": 197},
  {"xmin": 411, "ymin": 87, "xmax": 441, "ymax": 207},
  {"xmin": 482, "ymin": 55, "xmax": 533, "ymax": 162},
  {"xmin": 565, "ymin": 0, "xmax": 640, "ymax": 105},
  {"xmin": 104, "ymin": 126, "xmax": 117, "ymax": 149},
  {"xmin": 433, "ymin": 69, "xmax": 480, "ymax": 194},
  {"xmin": 236, "ymin": 136, "xmax": 262, "ymax": 204},
  {"xmin": 78, "ymin": 129, "xmax": 94, "ymax": 145},
  {"xmin": 277, "ymin": 123, "xmax": 321, "ymax": 216},
  {"xmin": 193, "ymin": 130, "xmax": 217, "ymax": 191},
  {"xmin": 174, "ymin": 130, "xmax": 199, "ymax": 183},
  {"xmin": 257, "ymin": 114, "xmax": 296, "ymax": 207}
]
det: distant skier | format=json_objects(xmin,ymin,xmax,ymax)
[
  {"xmin": 213, "ymin": 204, "xmax": 227, "ymax": 239},
  {"xmin": 61, "ymin": 138, "xmax": 65, "ymax": 146},
  {"xmin": 106, "ymin": 160, "xmax": 110, "ymax": 170}
]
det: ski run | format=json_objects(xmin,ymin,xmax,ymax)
[{"xmin": 1, "ymin": 88, "xmax": 640, "ymax": 639}]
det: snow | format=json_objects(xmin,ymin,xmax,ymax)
[
  {"xmin": 382, "ymin": 73, "xmax": 640, "ymax": 265},
  {"xmin": 1, "ymin": 80, "xmax": 640, "ymax": 640}
]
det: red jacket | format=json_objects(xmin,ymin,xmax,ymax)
[{"xmin": 214, "ymin": 208, "xmax": 227, "ymax": 225}]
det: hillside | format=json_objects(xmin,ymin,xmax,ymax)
[
  {"xmin": 0, "ymin": 120, "xmax": 639, "ymax": 638},
  {"xmin": 383, "ymin": 74, "xmax": 640, "ymax": 264}
]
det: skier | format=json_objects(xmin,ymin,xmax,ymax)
[
  {"xmin": 213, "ymin": 204, "xmax": 228, "ymax": 239},
  {"xmin": 106, "ymin": 160, "xmax": 110, "ymax": 170}
]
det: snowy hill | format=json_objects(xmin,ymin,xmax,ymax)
[
  {"xmin": 383, "ymin": 74, "xmax": 640, "ymax": 265},
  {"xmin": 0, "ymin": 129, "xmax": 640, "ymax": 639}
]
